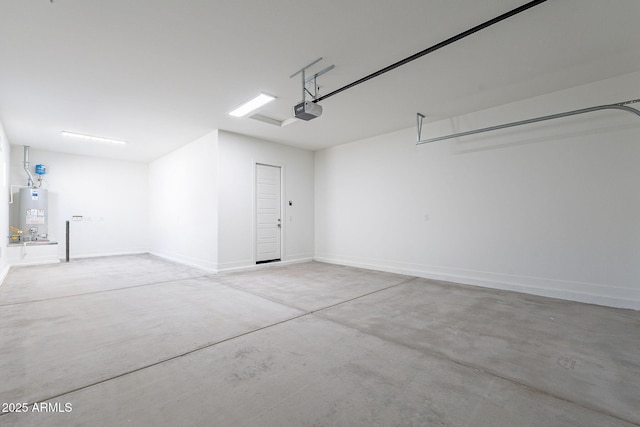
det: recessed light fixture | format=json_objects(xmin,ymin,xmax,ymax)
[
  {"xmin": 61, "ymin": 131, "xmax": 127, "ymax": 145},
  {"xmin": 229, "ymin": 93, "xmax": 276, "ymax": 117}
]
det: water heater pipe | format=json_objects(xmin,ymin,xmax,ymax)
[
  {"xmin": 9, "ymin": 185, "xmax": 29, "ymax": 204},
  {"xmin": 23, "ymin": 145, "xmax": 37, "ymax": 188}
]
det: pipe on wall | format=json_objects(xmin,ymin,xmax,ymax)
[
  {"xmin": 23, "ymin": 145, "xmax": 36, "ymax": 188},
  {"xmin": 66, "ymin": 220, "xmax": 70, "ymax": 262}
]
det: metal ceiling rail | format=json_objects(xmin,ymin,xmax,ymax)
[
  {"xmin": 314, "ymin": 0, "xmax": 547, "ymax": 103},
  {"xmin": 416, "ymin": 99, "xmax": 640, "ymax": 145}
]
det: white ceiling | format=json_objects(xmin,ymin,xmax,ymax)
[{"xmin": 1, "ymin": 0, "xmax": 639, "ymax": 163}]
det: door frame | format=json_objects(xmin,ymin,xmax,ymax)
[{"xmin": 253, "ymin": 161, "xmax": 286, "ymax": 264}]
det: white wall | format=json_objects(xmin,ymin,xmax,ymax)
[
  {"xmin": 315, "ymin": 72, "xmax": 640, "ymax": 309},
  {"xmin": 148, "ymin": 130, "xmax": 314, "ymax": 273},
  {"xmin": 148, "ymin": 130, "xmax": 218, "ymax": 271},
  {"xmin": 9, "ymin": 148, "xmax": 149, "ymax": 259},
  {"xmin": 217, "ymin": 131, "xmax": 314, "ymax": 271},
  {"xmin": 0, "ymin": 120, "xmax": 11, "ymax": 281}
]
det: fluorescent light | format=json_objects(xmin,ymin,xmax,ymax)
[
  {"xmin": 229, "ymin": 93, "xmax": 276, "ymax": 117},
  {"xmin": 62, "ymin": 131, "xmax": 127, "ymax": 145}
]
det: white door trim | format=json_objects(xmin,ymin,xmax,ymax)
[{"xmin": 254, "ymin": 162, "xmax": 285, "ymax": 264}]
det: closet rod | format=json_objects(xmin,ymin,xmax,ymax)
[{"xmin": 416, "ymin": 99, "xmax": 640, "ymax": 145}]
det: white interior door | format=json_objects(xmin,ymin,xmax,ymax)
[{"xmin": 256, "ymin": 164, "xmax": 281, "ymax": 263}]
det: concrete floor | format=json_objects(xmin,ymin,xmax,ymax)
[{"xmin": 0, "ymin": 255, "xmax": 638, "ymax": 426}]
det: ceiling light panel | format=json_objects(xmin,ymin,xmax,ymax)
[{"xmin": 61, "ymin": 131, "xmax": 127, "ymax": 145}]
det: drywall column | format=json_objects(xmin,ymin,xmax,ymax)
[{"xmin": 148, "ymin": 130, "xmax": 219, "ymax": 271}]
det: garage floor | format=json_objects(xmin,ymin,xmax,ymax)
[{"xmin": 1, "ymin": 254, "xmax": 638, "ymax": 426}]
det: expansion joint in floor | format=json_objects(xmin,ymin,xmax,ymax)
[
  {"xmin": 5, "ymin": 277, "xmax": 418, "ymax": 411},
  {"xmin": 0, "ymin": 274, "xmax": 211, "ymax": 307}
]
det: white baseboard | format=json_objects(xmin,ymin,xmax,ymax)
[
  {"xmin": 314, "ymin": 254, "xmax": 639, "ymax": 311},
  {"xmin": 148, "ymin": 250, "xmax": 217, "ymax": 274},
  {"xmin": 69, "ymin": 250, "xmax": 149, "ymax": 260}
]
